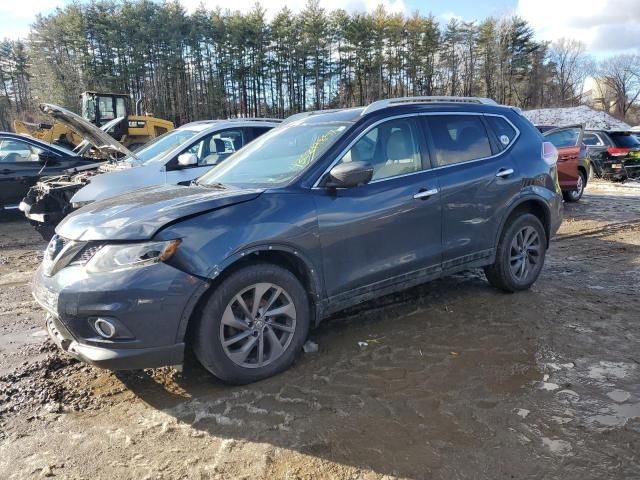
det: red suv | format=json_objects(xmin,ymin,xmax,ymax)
[{"xmin": 538, "ymin": 125, "xmax": 588, "ymax": 202}]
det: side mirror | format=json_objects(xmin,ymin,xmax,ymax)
[
  {"xmin": 325, "ymin": 161, "xmax": 373, "ymax": 188},
  {"xmin": 177, "ymin": 152, "xmax": 198, "ymax": 167}
]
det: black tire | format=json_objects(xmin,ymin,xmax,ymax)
[
  {"xmin": 484, "ymin": 213, "xmax": 547, "ymax": 292},
  {"xmin": 562, "ymin": 169, "xmax": 586, "ymax": 202},
  {"xmin": 193, "ymin": 263, "xmax": 310, "ymax": 384}
]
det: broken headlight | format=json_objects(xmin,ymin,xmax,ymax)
[{"xmin": 85, "ymin": 240, "xmax": 181, "ymax": 273}]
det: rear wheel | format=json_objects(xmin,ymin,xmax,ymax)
[
  {"xmin": 563, "ymin": 170, "xmax": 586, "ymax": 202},
  {"xmin": 193, "ymin": 264, "xmax": 310, "ymax": 384},
  {"xmin": 484, "ymin": 213, "xmax": 547, "ymax": 292}
]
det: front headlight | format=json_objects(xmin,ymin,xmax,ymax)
[{"xmin": 86, "ymin": 240, "xmax": 181, "ymax": 273}]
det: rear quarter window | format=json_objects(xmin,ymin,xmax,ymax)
[
  {"xmin": 486, "ymin": 116, "xmax": 517, "ymax": 149},
  {"xmin": 426, "ymin": 115, "xmax": 493, "ymax": 167}
]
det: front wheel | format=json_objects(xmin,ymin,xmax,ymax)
[
  {"xmin": 484, "ymin": 213, "xmax": 547, "ymax": 292},
  {"xmin": 193, "ymin": 264, "xmax": 310, "ymax": 384},
  {"xmin": 563, "ymin": 170, "xmax": 586, "ymax": 202}
]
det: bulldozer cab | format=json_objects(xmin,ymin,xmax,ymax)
[{"xmin": 81, "ymin": 92, "xmax": 129, "ymax": 127}]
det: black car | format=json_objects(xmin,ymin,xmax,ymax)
[
  {"xmin": 0, "ymin": 133, "xmax": 102, "ymax": 213},
  {"xmin": 33, "ymin": 96, "xmax": 563, "ymax": 384},
  {"xmin": 582, "ymin": 130, "xmax": 640, "ymax": 180}
]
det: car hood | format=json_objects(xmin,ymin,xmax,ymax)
[
  {"xmin": 57, "ymin": 184, "xmax": 263, "ymax": 241},
  {"xmin": 40, "ymin": 103, "xmax": 136, "ymax": 158},
  {"xmin": 69, "ymin": 164, "xmax": 160, "ymax": 204}
]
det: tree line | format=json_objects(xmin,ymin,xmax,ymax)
[{"xmin": 1, "ymin": 0, "xmax": 638, "ymax": 130}]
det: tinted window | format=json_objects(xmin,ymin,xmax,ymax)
[
  {"xmin": 336, "ymin": 118, "xmax": 423, "ymax": 181},
  {"xmin": 427, "ymin": 115, "xmax": 492, "ymax": 166},
  {"xmin": 544, "ymin": 128, "xmax": 580, "ymax": 148},
  {"xmin": 251, "ymin": 127, "xmax": 272, "ymax": 140},
  {"xmin": 610, "ymin": 133, "xmax": 640, "ymax": 148},
  {"xmin": 582, "ymin": 133, "xmax": 603, "ymax": 146},
  {"xmin": 486, "ymin": 116, "xmax": 517, "ymax": 149}
]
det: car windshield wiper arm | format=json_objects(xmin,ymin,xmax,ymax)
[{"xmin": 194, "ymin": 180, "xmax": 227, "ymax": 189}]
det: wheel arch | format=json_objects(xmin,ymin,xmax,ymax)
[
  {"xmin": 178, "ymin": 245, "xmax": 323, "ymax": 343},
  {"xmin": 497, "ymin": 197, "xmax": 552, "ymax": 249}
]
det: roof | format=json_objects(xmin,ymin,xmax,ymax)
[{"xmin": 179, "ymin": 118, "xmax": 282, "ymax": 130}]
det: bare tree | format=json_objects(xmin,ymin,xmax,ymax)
[
  {"xmin": 597, "ymin": 54, "xmax": 640, "ymax": 119},
  {"xmin": 548, "ymin": 38, "xmax": 592, "ymax": 106}
]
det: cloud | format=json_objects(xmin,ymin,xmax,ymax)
[
  {"xmin": 0, "ymin": 1, "xmax": 66, "ymax": 19},
  {"xmin": 517, "ymin": 0, "xmax": 640, "ymax": 52},
  {"xmin": 179, "ymin": 0, "xmax": 406, "ymax": 17}
]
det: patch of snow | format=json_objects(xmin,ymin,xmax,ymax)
[{"xmin": 523, "ymin": 106, "xmax": 630, "ymax": 130}]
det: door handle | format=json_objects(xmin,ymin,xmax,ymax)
[
  {"xmin": 496, "ymin": 168, "xmax": 514, "ymax": 178},
  {"xmin": 413, "ymin": 188, "xmax": 439, "ymax": 200}
]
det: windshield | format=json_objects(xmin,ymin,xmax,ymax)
[
  {"xmin": 198, "ymin": 122, "xmax": 350, "ymax": 187},
  {"xmin": 136, "ymin": 129, "xmax": 202, "ymax": 164}
]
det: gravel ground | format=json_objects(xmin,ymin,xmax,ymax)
[{"xmin": 0, "ymin": 180, "xmax": 639, "ymax": 479}]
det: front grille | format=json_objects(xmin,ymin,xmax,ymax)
[{"xmin": 70, "ymin": 244, "xmax": 102, "ymax": 265}]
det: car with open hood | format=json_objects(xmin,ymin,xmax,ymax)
[
  {"xmin": 32, "ymin": 96, "xmax": 563, "ymax": 384},
  {"xmin": 20, "ymin": 108, "xmax": 280, "ymax": 239},
  {"xmin": 0, "ymin": 119, "xmax": 131, "ymax": 215}
]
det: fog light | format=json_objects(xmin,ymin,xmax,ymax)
[{"xmin": 94, "ymin": 318, "xmax": 116, "ymax": 339}]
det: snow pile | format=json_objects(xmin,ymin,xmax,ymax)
[{"xmin": 523, "ymin": 106, "xmax": 630, "ymax": 130}]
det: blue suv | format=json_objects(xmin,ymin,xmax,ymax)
[{"xmin": 33, "ymin": 97, "xmax": 563, "ymax": 384}]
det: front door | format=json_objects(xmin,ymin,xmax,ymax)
[
  {"xmin": 164, "ymin": 128, "xmax": 248, "ymax": 185},
  {"xmin": 313, "ymin": 117, "xmax": 442, "ymax": 299}
]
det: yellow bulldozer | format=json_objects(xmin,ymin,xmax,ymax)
[{"xmin": 14, "ymin": 91, "xmax": 174, "ymax": 151}]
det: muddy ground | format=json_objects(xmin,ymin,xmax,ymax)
[{"xmin": 0, "ymin": 180, "xmax": 639, "ymax": 479}]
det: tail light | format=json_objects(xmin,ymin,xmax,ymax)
[
  {"xmin": 542, "ymin": 142, "xmax": 558, "ymax": 166},
  {"xmin": 607, "ymin": 147, "xmax": 630, "ymax": 157}
]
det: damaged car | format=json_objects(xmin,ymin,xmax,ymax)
[
  {"xmin": 33, "ymin": 96, "xmax": 563, "ymax": 385},
  {"xmin": 21, "ymin": 106, "xmax": 281, "ymax": 239},
  {"xmin": 1, "ymin": 112, "xmax": 133, "ymax": 216}
]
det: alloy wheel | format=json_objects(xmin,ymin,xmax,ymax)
[
  {"xmin": 219, "ymin": 282, "xmax": 297, "ymax": 368},
  {"xmin": 509, "ymin": 226, "xmax": 541, "ymax": 282},
  {"xmin": 569, "ymin": 174, "xmax": 584, "ymax": 200}
]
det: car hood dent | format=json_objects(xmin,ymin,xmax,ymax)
[
  {"xmin": 57, "ymin": 184, "xmax": 263, "ymax": 241},
  {"xmin": 39, "ymin": 103, "xmax": 136, "ymax": 158},
  {"xmin": 69, "ymin": 164, "xmax": 159, "ymax": 204}
]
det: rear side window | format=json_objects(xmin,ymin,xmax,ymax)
[
  {"xmin": 544, "ymin": 128, "xmax": 580, "ymax": 148},
  {"xmin": 610, "ymin": 133, "xmax": 640, "ymax": 148},
  {"xmin": 582, "ymin": 133, "xmax": 603, "ymax": 146},
  {"xmin": 426, "ymin": 115, "xmax": 492, "ymax": 166},
  {"xmin": 485, "ymin": 116, "xmax": 517, "ymax": 149}
]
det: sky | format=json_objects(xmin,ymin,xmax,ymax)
[{"xmin": 1, "ymin": 0, "xmax": 639, "ymax": 58}]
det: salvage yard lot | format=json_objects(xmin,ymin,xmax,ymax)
[{"xmin": 0, "ymin": 180, "xmax": 639, "ymax": 479}]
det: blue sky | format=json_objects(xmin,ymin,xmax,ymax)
[{"xmin": 1, "ymin": 0, "xmax": 637, "ymax": 57}]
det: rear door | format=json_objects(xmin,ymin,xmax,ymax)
[
  {"xmin": 582, "ymin": 131, "xmax": 611, "ymax": 177},
  {"xmin": 542, "ymin": 124, "xmax": 583, "ymax": 191},
  {"xmin": 425, "ymin": 114, "xmax": 521, "ymax": 269}
]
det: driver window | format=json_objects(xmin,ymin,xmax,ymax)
[
  {"xmin": 0, "ymin": 139, "xmax": 42, "ymax": 162},
  {"xmin": 199, "ymin": 130, "xmax": 244, "ymax": 166},
  {"xmin": 336, "ymin": 118, "xmax": 422, "ymax": 181}
]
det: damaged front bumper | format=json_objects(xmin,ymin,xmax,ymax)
[{"xmin": 32, "ymin": 260, "xmax": 208, "ymax": 371}]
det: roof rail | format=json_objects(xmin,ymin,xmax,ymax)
[
  {"xmin": 281, "ymin": 109, "xmax": 345, "ymax": 125},
  {"xmin": 227, "ymin": 117, "xmax": 283, "ymax": 123},
  {"xmin": 361, "ymin": 96, "xmax": 498, "ymax": 116}
]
